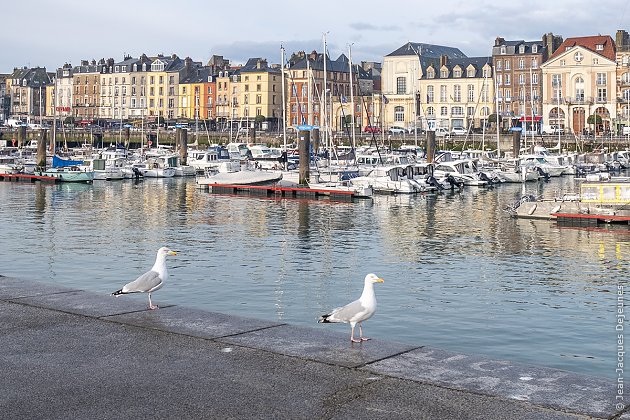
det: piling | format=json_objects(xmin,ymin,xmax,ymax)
[
  {"xmin": 16, "ymin": 126, "xmax": 27, "ymax": 148},
  {"xmin": 124, "ymin": 127, "xmax": 131, "ymax": 147},
  {"xmin": 298, "ymin": 129, "xmax": 310, "ymax": 185},
  {"xmin": 426, "ymin": 130, "xmax": 436, "ymax": 163},
  {"xmin": 512, "ymin": 130, "xmax": 521, "ymax": 157},
  {"xmin": 311, "ymin": 128, "xmax": 320, "ymax": 155},
  {"xmin": 177, "ymin": 128, "xmax": 188, "ymax": 165},
  {"xmin": 37, "ymin": 129, "xmax": 47, "ymax": 168}
]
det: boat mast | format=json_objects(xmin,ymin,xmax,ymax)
[
  {"xmin": 280, "ymin": 45, "xmax": 287, "ymax": 169},
  {"xmin": 348, "ymin": 43, "xmax": 356, "ymax": 151},
  {"xmin": 307, "ymin": 59, "xmax": 312, "ymax": 126},
  {"xmin": 494, "ymin": 67, "xmax": 501, "ymax": 157},
  {"xmin": 322, "ymin": 33, "xmax": 329, "ymax": 152}
]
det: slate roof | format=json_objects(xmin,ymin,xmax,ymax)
[
  {"xmin": 239, "ymin": 57, "xmax": 281, "ymax": 75},
  {"xmin": 9, "ymin": 67, "xmax": 52, "ymax": 86},
  {"xmin": 422, "ymin": 57, "xmax": 492, "ymax": 79},
  {"xmin": 180, "ymin": 67, "xmax": 212, "ymax": 84},
  {"xmin": 492, "ymin": 40, "xmax": 546, "ymax": 56},
  {"xmin": 547, "ymin": 35, "xmax": 616, "ymax": 61},
  {"xmin": 288, "ymin": 52, "xmax": 353, "ymax": 73},
  {"xmin": 386, "ymin": 42, "xmax": 467, "ymax": 59}
]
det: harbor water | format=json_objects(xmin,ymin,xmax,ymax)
[{"xmin": 0, "ymin": 175, "xmax": 627, "ymax": 379}]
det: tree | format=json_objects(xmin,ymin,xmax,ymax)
[
  {"xmin": 488, "ymin": 113, "xmax": 502, "ymax": 124},
  {"xmin": 587, "ymin": 114, "xmax": 602, "ymax": 125}
]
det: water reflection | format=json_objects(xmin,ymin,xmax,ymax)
[{"xmin": 0, "ymin": 175, "xmax": 627, "ymax": 379}]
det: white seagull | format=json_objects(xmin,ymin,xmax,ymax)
[
  {"xmin": 318, "ymin": 273, "xmax": 384, "ymax": 343},
  {"xmin": 111, "ymin": 247, "xmax": 177, "ymax": 309}
]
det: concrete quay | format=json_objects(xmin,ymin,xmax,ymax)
[{"xmin": 0, "ymin": 275, "xmax": 623, "ymax": 420}]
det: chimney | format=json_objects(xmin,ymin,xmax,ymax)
[
  {"xmin": 440, "ymin": 55, "xmax": 448, "ymax": 67},
  {"xmin": 616, "ymin": 30, "xmax": 630, "ymax": 48},
  {"xmin": 495, "ymin": 37, "xmax": 505, "ymax": 47}
]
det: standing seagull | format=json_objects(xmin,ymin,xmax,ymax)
[
  {"xmin": 111, "ymin": 247, "xmax": 177, "ymax": 309},
  {"xmin": 318, "ymin": 273, "xmax": 384, "ymax": 342}
]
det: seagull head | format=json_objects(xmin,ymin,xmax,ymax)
[
  {"xmin": 158, "ymin": 247, "xmax": 177, "ymax": 257},
  {"xmin": 365, "ymin": 273, "xmax": 384, "ymax": 284}
]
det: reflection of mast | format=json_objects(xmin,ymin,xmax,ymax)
[{"xmin": 280, "ymin": 45, "xmax": 287, "ymax": 167}]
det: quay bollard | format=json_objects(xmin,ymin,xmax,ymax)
[
  {"xmin": 16, "ymin": 125, "xmax": 27, "ymax": 148},
  {"xmin": 311, "ymin": 128, "xmax": 320, "ymax": 155},
  {"xmin": 512, "ymin": 130, "xmax": 521, "ymax": 157},
  {"xmin": 179, "ymin": 128, "xmax": 188, "ymax": 165}
]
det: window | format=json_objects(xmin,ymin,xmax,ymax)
[
  {"xmin": 427, "ymin": 69, "xmax": 435, "ymax": 79},
  {"xmin": 504, "ymin": 89, "xmax": 511, "ymax": 101},
  {"xmin": 532, "ymin": 45, "xmax": 538, "ymax": 53},
  {"xmin": 497, "ymin": 74, "xmax": 502, "ymax": 85},
  {"xmin": 532, "ymin": 73, "xmax": 538, "ymax": 84},
  {"xmin": 596, "ymin": 73, "xmax": 606, "ymax": 85},
  {"xmin": 574, "ymin": 51, "xmax": 584, "ymax": 62},
  {"xmin": 623, "ymin": 73, "xmax": 630, "ymax": 84},
  {"xmin": 440, "ymin": 106, "xmax": 448, "ymax": 116},
  {"xmin": 256, "ymin": 84, "xmax": 261, "ymax": 92},
  {"xmin": 256, "ymin": 95, "xmax": 261, "ymax": 104},
  {"xmin": 518, "ymin": 58, "xmax": 525, "ymax": 69},
  {"xmin": 496, "ymin": 60, "xmax": 502, "ymax": 70},
  {"xmin": 467, "ymin": 84, "xmax": 474, "ymax": 102},
  {"xmin": 440, "ymin": 85, "xmax": 447, "ymax": 102},
  {"xmin": 453, "ymin": 68, "xmax": 461, "ymax": 78},
  {"xmin": 394, "ymin": 106, "xmax": 404, "ymax": 121},
  {"xmin": 500, "ymin": 46, "xmax": 506, "ymax": 54},
  {"xmin": 519, "ymin": 45, "xmax": 525, "ymax": 54},
  {"xmin": 396, "ymin": 77, "xmax": 406, "ymax": 94},
  {"xmin": 593, "ymin": 58, "xmax": 599, "ymax": 65},
  {"xmin": 451, "ymin": 106, "xmax": 463, "ymax": 116},
  {"xmin": 453, "ymin": 85, "xmax": 461, "ymax": 102},
  {"xmin": 504, "ymin": 60, "xmax": 510, "ymax": 70},
  {"xmin": 560, "ymin": 59, "xmax": 565, "ymax": 66},
  {"xmin": 440, "ymin": 69, "xmax": 448, "ymax": 78},
  {"xmin": 467, "ymin": 106, "xmax": 475, "ymax": 116},
  {"xmin": 505, "ymin": 74, "xmax": 511, "ymax": 85},
  {"xmin": 597, "ymin": 87, "xmax": 607, "ymax": 102},
  {"xmin": 427, "ymin": 85, "xmax": 434, "ymax": 103},
  {"xmin": 596, "ymin": 44, "xmax": 604, "ymax": 51},
  {"xmin": 519, "ymin": 74, "xmax": 526, "ymax": 85}
]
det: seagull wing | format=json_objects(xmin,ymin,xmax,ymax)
[
  {"xmin": 326, "ymin": 299, "xmax": 370, "ymax": 323},
  {"xmin": 122, "ymin": 270, "xmax": 163, "ymax": 293}
]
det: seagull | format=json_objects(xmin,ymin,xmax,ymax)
[
  {"xmin": 318, "ymin": 273, "xmax": 384, "ymax": 343},
  {"xmin": 111, "ymin": 247, "xmax": 177, "ymax": 309}
]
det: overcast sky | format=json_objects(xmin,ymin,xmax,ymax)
[{"xmin": 2, "ymin": 0, "xmax": 629, "ymax": 72}]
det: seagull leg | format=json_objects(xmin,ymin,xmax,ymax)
[
  {"xmin": 148, "ymin": 293, "xmax": 159, "ymax": 310},
  {"xmin": 359, "ymin": 323, "xmax": 370, "ymax": 341},
  {"xmin": 350, "ymin": 323, "xmax": 361, "ymax": 343}
]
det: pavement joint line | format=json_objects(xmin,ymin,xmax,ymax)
[
  {"xmin": 4, "ymin": 297, "xmax": 177, "ymax": 320},
  {"xmin": 354, "ymin": 345, "xmax": 425, "ymax": 369},
  {"xmin": 1, "ymin": 289, "xmax": 84, "ymax": 301}
]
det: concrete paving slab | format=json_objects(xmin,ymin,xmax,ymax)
[
  {"xmin": 363, "ymin": 346, "xmax": 617, "ymax": 419},
  {"xmin": 219, "ymin": 323, "xmax": 418, "ymax": 368},
  {"xmin": 10, "ymin": 289, "xmax": 171, "ymax": 318},
  {"xmin": 322, "ymin": 376, "xmax": 588, "ymax": 420},
  {"xmin": 103, "ymin": 305, "xmax": 284, "ymax": 339},
  {"xmin": 0, "ymin": 275, "xmax": 80, "ymax": 299},
  {"xmin": 0, "ymin": 301, "xmax": 383, "ymax": 420}
]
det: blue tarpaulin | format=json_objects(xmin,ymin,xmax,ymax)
[{"xmin": 52, "ymin": 155, "xmax": 83, "ymax": 168}]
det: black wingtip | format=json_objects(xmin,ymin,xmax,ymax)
[
  {"xmin": 318, "ymin": 314, "xmax": 331, "ymax": 323},
  {"xmin": 111, "ymin": 289, "xmax": 124, "ymax": 296}
]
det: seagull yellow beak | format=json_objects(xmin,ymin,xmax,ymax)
[
  {"xmin": 376, "ymin": 278, "xmax": 384, "ymax": 283},
  {"xmin": 168, "ymin": 251, "xmax": 177, "ymax": 256}
]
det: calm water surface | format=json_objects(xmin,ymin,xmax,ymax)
[{"xmin": 0, "ymin": 174, "xmax": 628, "ymax": 379}]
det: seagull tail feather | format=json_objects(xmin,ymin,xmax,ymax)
[{"xmin": 318, "ymin": 313, "xmax": 333, "ymax": 323}]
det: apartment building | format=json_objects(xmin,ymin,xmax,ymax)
[
  {"xmin": 615, "ymin": 30, "xmax": 630, "ymax": 133},
  {"xmin": 418, "ymin": 55, "xmax": 494, "ymax": 131},
  {"xmin": 71, "ymin": 60, "xmax": 102, "ymax": 122},
  {"xmin": 215, "ymin": 68, "xmax": 240, "ymax": 130},
  {"xmin": 286, "ymin": 51, "xmax": 356, "ymax": 131},
  {"xmin": 492, "ymin": 33, "xmax": 561, "ymax": 131},
  {"xmin": 179, "ymin": 67, "xmax": 215, "ymax": 123},
  {"xmin": 541, "ymin": 35, "xmax": 617, "ymax": 135},
  {"xmin": 381, "ymin": 42, "xmax": 466, "ymax": 131},
  {"xmin": 237, "ymin": 58, "xmax": 283, "ymax": 129},
  {"xmin": 0, "ymin": 74, "xmax": 9, "ymax": 123},
  {"xmin": 6, "ymin": 66, "xmax": 52, "ymax": 123}
]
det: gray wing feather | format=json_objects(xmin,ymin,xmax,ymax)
[
  {"xmin": 122, "ymin": 270, "xmax": 163, "ymax": 293},
  {"xmin": 328, "ymin": 299, "xmax": 367, "ymax": 323}
]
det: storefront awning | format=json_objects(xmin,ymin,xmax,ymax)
[{"xmin": 519, "ymin": 116, "xmax": 542, "ymax": 122}]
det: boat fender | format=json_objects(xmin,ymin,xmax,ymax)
[
  {"xmin": 551, "ymin": 205, "xmax": 561, "ymax": 214},
  {"xmin": 528, "ymin": 204, "xmax": 537, "ymax": 215}
]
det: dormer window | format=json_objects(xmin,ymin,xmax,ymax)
[
  {"xmin": 467, "ymin": 68, "xmax": 475, "ymax": 77},
  {"xmin": 440, "ymin": 69, "xmax": 448, "ymax": 78},
  {"xmin": 596, "ymin": 44, "xmax": 604, "ymax": 51},
  {"xmin": 453, "ymin": 68, "xmax": 461, "ymax": 78},
  {"xmin": 565, "ymin": 46, "xmax": 572, "ymax": 51},
  {"xmin": 500, "ymin": 46, "xmax": 506, "ymax": 55},
  {"xmin": 532, "ymin": 45, "xmax": 538, "ymax": 53},
  {"xmin": 519, "ymin": 45, "xmax": 525, "ymax": 54},
  {"xmin": 115, "ymin": 66, "xmax": 119, "ymax": 72}
]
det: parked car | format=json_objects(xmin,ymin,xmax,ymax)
[
  {"xmin": 451, "ymin": 127, "xmax": 468, "ymax": 136},
  {"xmin": 364, "ymin": 125, "xmax": 381, "ymax": 133},
  {"xmin": 388, "ymin": 126, "xmax": 406, "ymax": 135},
  {"xmin": 407, "ymin": 127, "xmax": 424, "ymax": 134},
  {"xmin": 542, "ymin": 125, "xmax": 565, "ymax": 135},
  {"xmin": 434, "ymin": 127, "xmax": 450, "ymax": 137}
]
